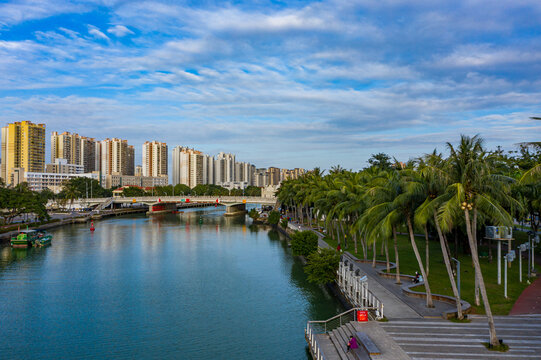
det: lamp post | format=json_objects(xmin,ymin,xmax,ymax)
[
  {"xmin": 528, "ymin": 231, "xmax": 534, "ymax": 277},
  {"xmin": 519, "ymin": 243, "xmax": 529, "ymax": 282},
  {"xmin": 451, "ymin": 257, "xmax": 461, "ymax": 299}
]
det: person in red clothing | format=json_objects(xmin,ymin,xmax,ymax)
[
  {"xmin": 337, "ymin": 244, "xmax": 341, "ymax": 252},
  {"xmin": 347, "ymin": 335, "xmax": 358, "ymax": 352}
]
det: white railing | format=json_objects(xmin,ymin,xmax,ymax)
[
  {"xmin": 306, "ymin": 307, "xmax": 378, "ymax": 360},
  {"xmin": 337, "ymin": 257, "xmax": 384, "ymax": 319}
]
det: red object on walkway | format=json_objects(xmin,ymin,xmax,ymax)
[
  {"xmin": 510, "ymin": 275, "xmax": 541, "ymax": 315},
  {"xmin": 356, "ymin": 310, "xmax": 368, "ymax": 322},
  {"xmin": 90, "ymin": 220, "xmax": 95, "ymax": 232}
]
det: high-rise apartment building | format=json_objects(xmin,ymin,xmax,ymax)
[
  {"xmin": 142, "ymin": 141, "xmax": 167, "ymax": 177},
  {"xmin": 216, "ymin": 152, "xmax": 235, "ymax": 183},
  {"xmin": 172, "ymin": 146, "xmax": 206, "ymax": 188},
  {"xmin": 51, "ymin": 131, "xmax": 97, "ymax": 173},
  {"xmin": 100, "ymin": 138, "xmax": 134, "ymax": 176},
  {"xmin": 126, "ymin": 145, "xmax": 135, "ymax": 176},
  {"xmin": 268, "ymin": 167, "xmax": 281, "ymax": 186},
  {"xmin": 253, "ymin": 168, "xmax": 268, "ymax": 187},
  {"xmin": 1, "ymin": 121, "xmax": 46, "ymax": 185},
  {"xmin": 202, "ymin": 154, "xmax": 214, "ymax": 185}
]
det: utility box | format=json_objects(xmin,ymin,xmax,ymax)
[{"xmin": 486, "ymin": 226, "xmax": 512, "ymax": 239}]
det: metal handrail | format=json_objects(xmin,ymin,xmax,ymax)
[{"xmin": 305, "ymin": 307, "xmax": 376, "ymax": 360}]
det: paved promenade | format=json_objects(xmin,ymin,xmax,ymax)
[{"xmin": 509, "ymin": 275, "xmax": 541, "ymax": 315}]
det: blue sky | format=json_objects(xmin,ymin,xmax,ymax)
[{"xmin": 1, "ymin": 0, "xmax": 540, "ymax": 171}]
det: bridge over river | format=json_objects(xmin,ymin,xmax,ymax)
[{"xmin": 63, "ymin": 196, "xmax": 277, "ymax": 215}]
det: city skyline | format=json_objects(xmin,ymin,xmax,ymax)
[
  {"xmin": 0, "ymin": 1, "xmax": 540, "ymax": 170},
  {"xmin": 1, "ymin": 120, "xmax": 305, "ymax": 190}
]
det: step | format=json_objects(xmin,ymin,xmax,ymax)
[
  {"xmin": 329, "ymin": 330, "xmax": 350, "ymax": 360},
  {"xmin": 335, "ymin": 325, "xmax": 358, "ymax": 360}
]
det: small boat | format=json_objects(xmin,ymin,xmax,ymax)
[
  {"xmin": 11, "ymin": 230, "xmax": 38, "ymax": 248},
  {"xmin": 10, "ymin": 229, "xmax": 53, "ymax": 248},
  {"xmin": 33, "ymin": 230, "xmax": 53, "ymax": 247}
]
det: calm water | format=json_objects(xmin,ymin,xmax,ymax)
[{"xmin": 0, "ymin": 207, "xmax": 343, "ymax": 359}]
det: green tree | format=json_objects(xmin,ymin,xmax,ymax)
[
  {"xmin": 367, "ymin": 153, "xmax": 392, "ymax": 170},
  {"xmin": 268, "ymin": 210, "xmax": 280, "ymax": 226},
  {"xmin": 304, "ymin": 249, "xmax": 340, "ymax": 284},
  {"xmin": 245, "ymin": 186, "xmax": 262, "ymax": 196},
  {"xmin": 290, "ymin": 230, "xmax": 318, "ymax": 257},
  {"xmin": 122, "ymin": 186, "xmax": 147, "ymax": 197},
  {"xmin": 439, "ymin": 135, "xmax": 519, "ymax": 346},
  {"xmin": 248, "ymin": 208, "xmax": 259, "ymax": 221}
]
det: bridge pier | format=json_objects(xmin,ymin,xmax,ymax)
[
  {"xmin": 147, "ymin": 202, "xmax": 177, "ymax": 215},
  {"xmin": 224, "ymin": 203, "xmax": 247, "ymax": 216}
]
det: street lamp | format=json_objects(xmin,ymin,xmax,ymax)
[
  {"xmin": 451, "ymin": 257, "xmax": 461, "ymax": 299},
  {"xmin": 528, "ymin": 231, "xmax": 535, "ymax": 277}
]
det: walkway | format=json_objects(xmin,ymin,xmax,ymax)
[
  {"xmin": 349, "ymin": 258, "xmax": 458, "ymax": 319},
  {"xmin": 380, "ymin": 315, "xmax": 541, "ymax": 360},
  {"xmin": 509, "ymin": 275, "xmax": 541, "ymax": 315}
]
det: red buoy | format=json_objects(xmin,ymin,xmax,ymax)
[{"xmin": 90, "ymin": 220, "xmax": 95, "ymax": 232}]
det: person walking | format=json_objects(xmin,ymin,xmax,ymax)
[{"xmin": 347, "ymin": 335, "xmax": 358, "ymax": 352}]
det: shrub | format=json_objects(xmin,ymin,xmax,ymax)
[
  {"xmin": 268, "ymin": 210, "xmax": 280, "ymax": 225},
  {"xmin": 291, "ymin": 230, "xmax": 318, "ymax": 256},
  {"xmin": 280, "ymin": 218, "xmax": 288, "ymax": 228},
  {"xmin": 248, "ymin": 208, "xmax": 259, "ymax": 221},
  {"xmin": 304, "ymin": 248, "xmax": 340, "ymax": 284}
]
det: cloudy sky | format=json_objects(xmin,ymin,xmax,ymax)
[{"xmin": 1, "ymin": 0, "xmax": 540, "ymax": 170}]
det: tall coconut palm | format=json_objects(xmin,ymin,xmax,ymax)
[
  {"xmin": 416, "ymin": 151, "xmax": 464, "ymax": 318},
  {"xmin": 360, "ymin": 170, "xmax": 405, "ymax": 285},
  {"xmin": 439, "ymin": 135, "xmax": 521, "ymax": 346}
]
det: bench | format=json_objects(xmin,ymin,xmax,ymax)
[{"xmin": 355, "ymin": 332, "xmax": 381, "ymax": 356}]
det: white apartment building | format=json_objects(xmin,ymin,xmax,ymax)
[
  {"xmin": 45, "ymin": 158, "xmax": 84, "ymax": 174},
  {"xmin": 100, "ymin": 138, "xmax": 134, "ymax": 176},
  {"xmin": 172, "ymin": 146, "xmax": 208, "ymax": 188},
  {"xmin": 25, "ymin": 172, "xmax": 99, "ymax": 193},
  {"xmin": 142, "ymin": 141, "xmax": 168, "ymax": 178}
]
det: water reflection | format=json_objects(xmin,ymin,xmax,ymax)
[{"xmin": 0, "ymin": 207, "xmax": 342, "ymax": 359}]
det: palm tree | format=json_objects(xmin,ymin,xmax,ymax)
[
  {"xmin": 439, "ymin": 135, "xmax": 520, "ymax": 346},
  {"xmin": 63, "ymin": 182, "xmax": 81, "ymax": 211},
  {"xmin": 416, "ymin": 151, "xmax": 464, "ymax": 318},
  {"xmin": 398, "ymin": 170, "xmax": 434, "ymax": 307},
  {"xmin": 360, "ymin": 170, "xmax": 405, "ymax": 285}
]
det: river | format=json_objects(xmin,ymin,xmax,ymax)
[{"xmin": 0, "ymin": 206, "xmax": 343, "ymax": 359}]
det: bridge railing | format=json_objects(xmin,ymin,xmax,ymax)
[{"xmin": 112, "ymin": 196, "xmax": 276, "ymax": 203}]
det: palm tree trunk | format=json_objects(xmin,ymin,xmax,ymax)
[
  {"xmin": 372, "ymin": 238, "xmax": 377, "ymax": 268},
  {"xmin": 393, "ymin": 226, "xmax": 401, "ymax": 284},
  {"xmin": 380, "ymin": 236, "xmax": 385, "ymax": 255},
  {"xmin": 335, "ymin": 221, "xmax": 340, "ymax": 246},
  {"xmin": 361, "ymin": 236, "xmax": 367, "ymax": 260},
  {"xmin": 385, "ymin": 238, "xmax": 390, "ymax": 272},
  {"xmin": 434, "ymin": 212, "xmax": 463, "ymax": 319},
  {"xmin": 465, "ymin": 209, "xmax": 498, "ymax": 346},
  {"xmin": 353, "ymin": 232, "xmax": 358, "ymax": 254},
  {"xmin": 443, "ymin": 233, "xmax": 454, "ymax": 272},
  {"xmin": 473, "ymin": 209, "xmax": 480, "ymax": 306},
  {"xmin": 406, "ymin": 217, "xmax": 433, "ymax": 307},
  {"xmin": 339, "ymin": 221, "xmax": 347, "ymax": 248},
  {"xmin": 424, "ymin": 224, "xmax": 430, "ymax": 277}
]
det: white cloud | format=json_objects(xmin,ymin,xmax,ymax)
[
  {"xmin": 87, "ymin": 25, "xmax": 110, "ymax": 41},
  {"xmin": 107, "ymin": 25, "xmax": 134, "ymax": 37}
]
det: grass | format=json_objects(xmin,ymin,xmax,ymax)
[
  {"xmin": 324, "ymin": 232, "xmax": 540, "ymax": 315},
  {"xmin": 483, "ymin": 342, "xmax": 510, "ymax": 352}
]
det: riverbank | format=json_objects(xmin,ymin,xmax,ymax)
[{"xmin": 0, "ymin": 208, "xmax": 149, "ymax": 244}]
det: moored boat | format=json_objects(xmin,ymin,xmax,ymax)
[
  {"xmin": 34, "ymin": 230, "xmax": 53, "ymax": 247},
  {"xmin": 10, "ymin": 229, "xmax": 53, "ymax": 248},
  {"xmin": 11, "ymin": 230, "xmax": 38, "ymax": 248}
]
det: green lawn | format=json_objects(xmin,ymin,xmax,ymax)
[{"xmin": 324, "ymin": 232, "xmax": 540, "ymax": 315}]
